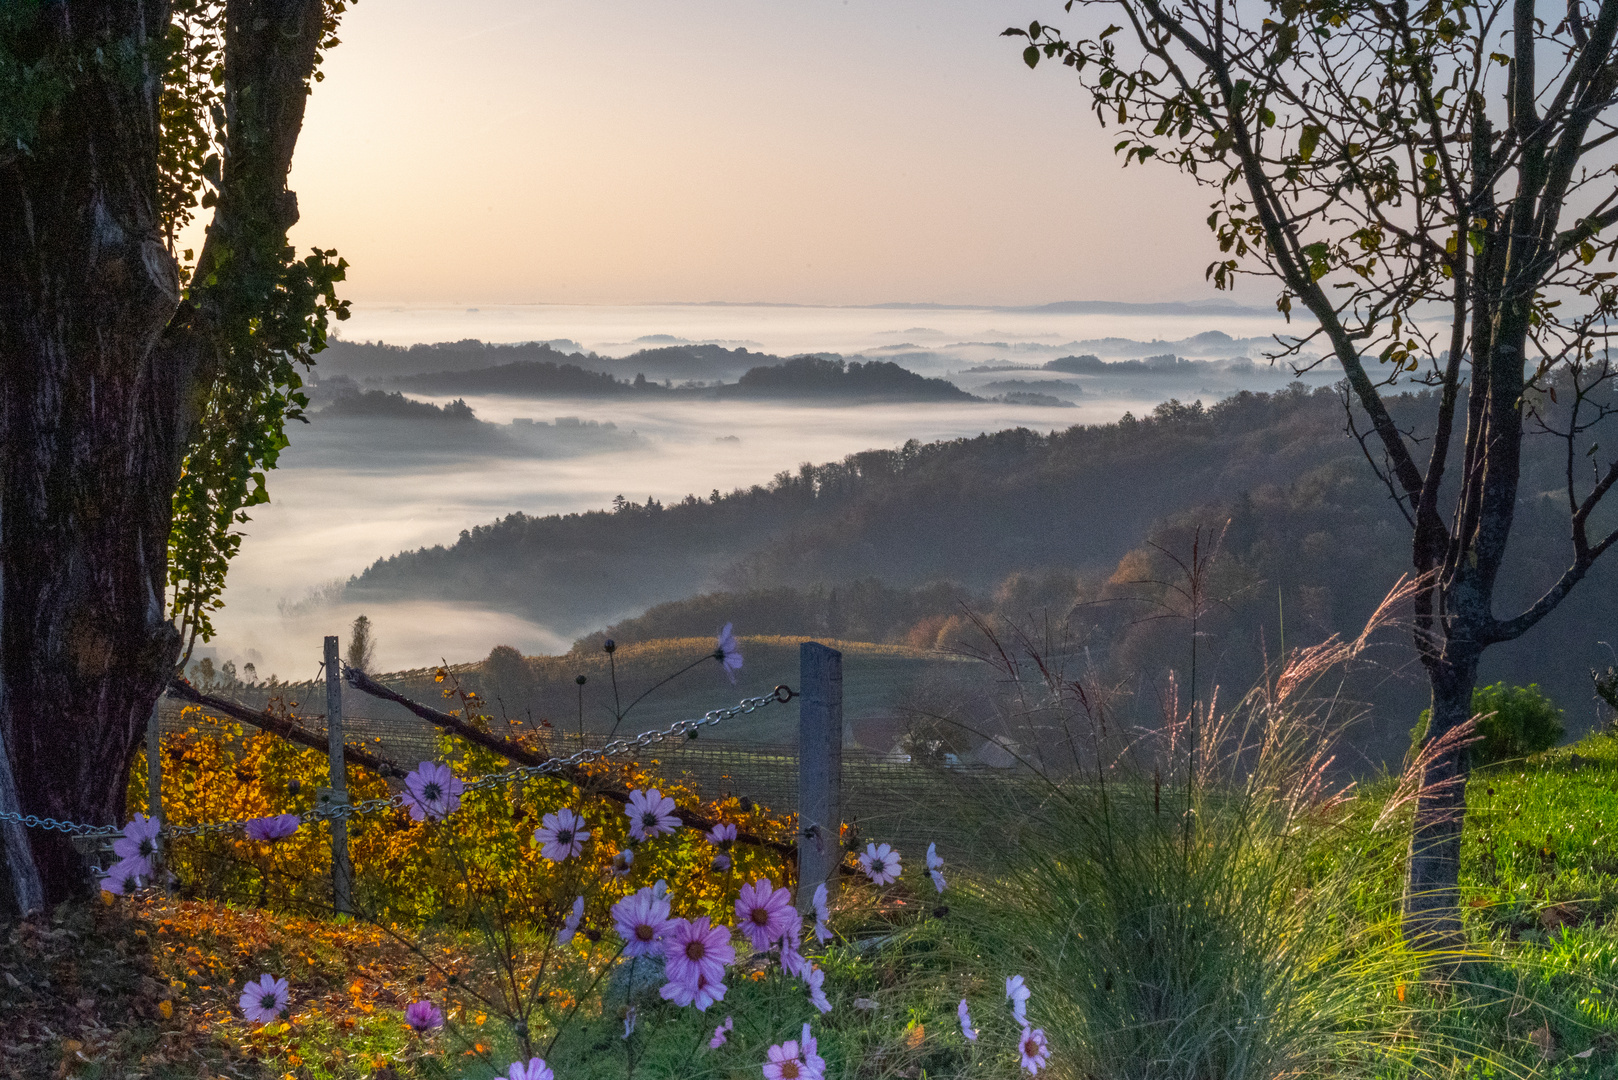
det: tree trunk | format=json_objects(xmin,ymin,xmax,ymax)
[
  {"xmin": 0, "ymin": 1, "xmax": 184, "ymax": 903},
  {"xmin": 1403, "ymin": 648, "xmax": 1481, "ymax": 950}
]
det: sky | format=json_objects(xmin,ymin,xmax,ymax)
[{"xmin": 273, "ymin": 0, "xmax": 1223, "ymax": 308}]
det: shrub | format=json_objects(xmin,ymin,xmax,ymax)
[{"xmin": 1410, "ymin": 681, "xmax": 1565, "ymax": 766}]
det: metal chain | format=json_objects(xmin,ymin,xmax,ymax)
[{"xmin": 0, "ymin": 687, "xmax": 792, "ymax": 840}]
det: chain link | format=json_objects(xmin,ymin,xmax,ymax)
[{"xmin": 0, "ymin": 688, "xmax": 791, "ymax": 841}]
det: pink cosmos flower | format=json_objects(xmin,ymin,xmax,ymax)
[
  {"xmin": 781, "ymin": 940, "xmax": 810, "ymax": 980},
  {"xmin": 239, "ymin": 974, "xmax": 290, "ymax": 1024},
  {"xmin": 801, "ymin": 1022, "xmax": 826, "ymax": 1075},
  {"xmin": 113, "ymin": 814, "xmax": 161, "ymax": 864},
  {"xmin": 1006, "ymin": 974, "xmax": 1030, "ymax": 1025},
  {"xmin": 805, "ymin": 965, "xmax": 831, "ymax": 1014},
  {"xmin": 505, "ymin": 1059, "xmax": 555, "ymax": 1080},
  {"xmin": 534, "ymin": 808, "xmax": 590, "ymax": 861},
  {"xmin": 709, "ymin": 1015, "xmax": 734, "ymax": 1049},
  {"xmin": 812, "ymin": 882, "xmax": 832, "ymax": 943},
  {"xmin": 612, "ymin": 883, "xmax": 675, "ymax": 958},
  {"xmin": 762, "ymin": 1039, "xmax": 820, "ymax": 1080},
  {"xmin": 958, "ymin": 999, "xmax": 977, "ymax": 1041},
  {"xmin": 735, "ymin": 878, "xmax": 795, "ymax": 952},
  {"xmin": 708, "ymin": 822, "xmax": 737, "ymax": 846},
  {"xmin": 1018, "ymin": 1027, "xmax": 1050, "ymax": 1074},
  {"xmin": 716, "ymin": 623, "xmax": 744, "ymax": 684},
  {"xmin": 926, "ymin": 842, "xmax": 946, "ymax": 893},
  {"xmin": 626, "ymin": 788, "xmax": 679, "ymax": 840},
  {"xmin": 660, "ymin": 965, "xmax": 728, "ymax": 1011},
  {"xmin": 404, "ymin": 999, "xmax": 442, "ymax": 1031},
  {"xmin": 99, "ymin": 856, "xmax": 149, "ymax": 895},
  {"xmin": 662, "ymin": 916, "xmax": 735, "ymax": 986},
  {"xmin": 712, "ymin": 852, "xmax": 732, "ymax": 871},
  {"xmin": 858, "ymin": 842, "xmax": 901, "ymax": 886},
  {"xmin": 611, "ymin": 848, "xmax": 635, "ymax": 877},
  {"xmin": 558, "ymin": 895, "xmax": 585, "ymax": 944},
  {"xmin": 244, "ymin": 814, "xmax": 301, "ymax": 843},
  {"xmin": 401, "ymin": 762, "xmax": 464, "ymax": 821}
]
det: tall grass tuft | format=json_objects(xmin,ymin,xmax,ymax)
[{"xmin": 953, "ymin": 578, "xmax": 1460, "ymax": 1079}]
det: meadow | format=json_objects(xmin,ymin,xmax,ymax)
[{"xmin": 8, "ymin": 620, "xmax": 1618, "ymax": 1080}]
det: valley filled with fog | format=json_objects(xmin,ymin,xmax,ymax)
[{"xmin": 202, "ymin": 301, "xmax": 1332, "ymax": 681}]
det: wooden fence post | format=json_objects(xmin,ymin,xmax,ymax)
[
  {"xmin": 324, "ymin": 636, "xmax": 353, "ymax": 915},
  {"xmin": 798, "ymin": 641, "xmax": 843, "ymax": 912}
]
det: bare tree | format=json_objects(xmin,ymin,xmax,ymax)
[{"xmin": 1010, "ymin": 0, "xmax": 1618, "ymax": 944}]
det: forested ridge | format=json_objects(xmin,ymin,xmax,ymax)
[{"xmin": 350, "ymin": 382, "xmax": 1618, "ymax": 764}]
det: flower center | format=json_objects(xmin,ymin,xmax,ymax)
[
  {"xmin": 780, "ymin": 1062, "xmax": 800, "ymax": 1079},
  {"xmin": 636, "ymin": 924, "xmax": 655, "ymax": 941},
  {"xmin": 684, "ymin": 940, "xmax": 706, "ymax": 961},
  {"xmin": 1024, "ymin": 1037, "xmax": 1038, "ymax": 1056},
  {"xmin": 423, "ymin": 782, "xmax": 442, "ymax": 801},
  {"xmin": 140, "ymin": 839, "xmax": 155, "ymax": 857},
  {"xmin": 261, "ymin": 993, "xmax": 278, "ymax": 1010},
  {"xmin": 751, "ymin": 908, "xmax": 771, "ymax": 926},
  {"xmin": 641, "ymin": 812, "xmax": 658, "ymax": 827},
  {"xmin": 871, "ymin": 860, "xmax": 885, "ymax": 874},
  {"xmin": 557, "ymin": 829, "xmax": 573, "ymax": 844}
]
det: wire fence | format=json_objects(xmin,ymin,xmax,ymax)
[{"xmin": 2, "ymin": 640, "xmax": 1026, "ymax": 911}]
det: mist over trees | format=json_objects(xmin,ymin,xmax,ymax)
[{"xmin": 347, "ymin": 381, "xmax": 1618, "ymax": 768}]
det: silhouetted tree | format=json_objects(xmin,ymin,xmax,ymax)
[{"xmin": 1012, "ymin": 0, "xmax": 1618, "ymax": 944}]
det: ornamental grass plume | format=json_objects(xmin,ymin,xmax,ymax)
[{"xmin": 954, "ymin": 574, "xmax": 1480, "ymax": 1080}]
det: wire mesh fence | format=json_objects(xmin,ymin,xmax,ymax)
[{"xmin": 157, "ymin": 691, "xmax": 1022, "ymax": 864}]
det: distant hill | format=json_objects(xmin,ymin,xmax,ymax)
[
  {"xmin": 388, "ymin": 353, "xmax": 980, "ymax": 403},
  {"xmin": 319, "ymin": 338, "xmax": 790, "ymax": 383},
  {"xmin": 725, "ymin": 356, "xmax": 975, "ymax": 401},
  {"xmin": 345, "ymin": 382, "xmax": 1618, "ymax": 766},
  {"xmin": 398, "ymin": 360, "xmax": 634, "ymax": 398},
  {"xmin": 320, "ymin": 388, "xmax": 479, "ymax": 422},
  {"xmin": 1044, "ymin": 353, "xmax": 1208, "ymax": 375}
]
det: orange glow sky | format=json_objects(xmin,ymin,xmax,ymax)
[{"xmin": 275, "ymin": 0, "xmax": 1225, "ymax": 307}]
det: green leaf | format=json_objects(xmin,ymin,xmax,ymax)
[
  {"xmin": 1100, "ymin": 24, "xmax": 1122, "ymax": 38},
  {"xmin": 1298, "ymin": 124, "xmax": 1321, "ymax": 162},
  {"xmin": 1024, "ymin": 45, "xmax": 1040, "ymax": 68}
]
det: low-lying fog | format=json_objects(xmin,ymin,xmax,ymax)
[{"xmin": 201, "ymin": 302, "xmax": 1332, "ymax": 681}]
